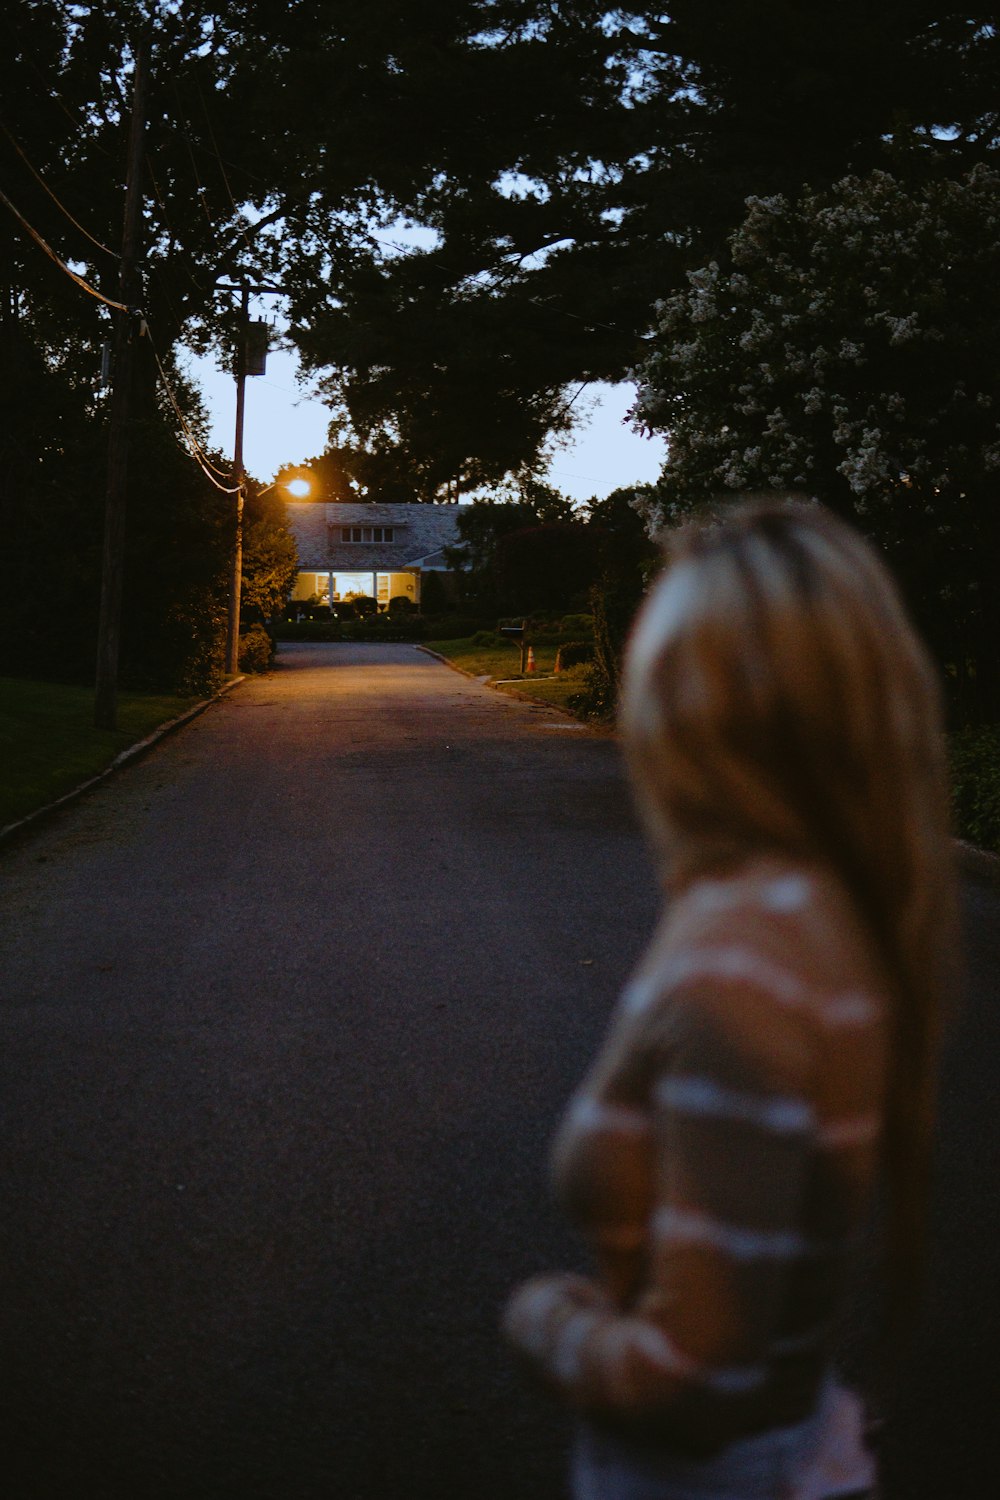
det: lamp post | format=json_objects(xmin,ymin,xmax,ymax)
[
  {"xmin": 216, "ymin": 280, "xmax": 281, "ymax": 676},
  {"xmin": 223, "ymin": 284, "xmax": 249, "ymax": 676}
]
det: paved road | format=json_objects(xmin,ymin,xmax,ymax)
[{"xmin": 1, "ymin": 643, "xmax": 997, "ymax": 1499}]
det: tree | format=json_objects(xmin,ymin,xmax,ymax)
[
  {"xmin": 285, "ymin": 4, "xmax": 1000, "ymax": 485},
  {"xmin": 5, "ymin": 2, "xmax": 1000, "ymax": 599},
  {"xmin": 241, "ymin": 485, "xmax": 298, "ymax": 621},
  {"xmin": 631, "ymin": 165, "xmax": 1000, "ymax": 719},
  {"xmin": 494, "ymin": 521, "xmax": 596, "ymax": 614}
]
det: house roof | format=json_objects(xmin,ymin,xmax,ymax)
[{"xmin": 287, "ymin": 501, "xmax": 464, "ymax": 571}]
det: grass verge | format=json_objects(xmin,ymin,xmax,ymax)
[
  {"xmin": 423, "ymin": 636, "xmax": 591, "ymax": 714},
  {"xmin": 0, "ymin": 677, "xmax": 201, "ymax": 829}
]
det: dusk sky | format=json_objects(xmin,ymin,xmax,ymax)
[{"xmin": 185, "ymin": 343, "xmax": 667, "ymax": 504}]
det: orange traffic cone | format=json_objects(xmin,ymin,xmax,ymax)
[{"xmin": 526, "ymin": 646, "xmax": 536, "ymax": 674}]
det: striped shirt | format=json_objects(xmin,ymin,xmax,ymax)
[{"xmin": 505, "ymin": 858, "xmax": 889, "ymax": 1456}]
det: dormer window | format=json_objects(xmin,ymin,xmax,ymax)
[{"xmin": 341, "ymin": 526, "xmax": 394, "ymax": 543}]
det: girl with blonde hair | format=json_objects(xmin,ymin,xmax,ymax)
[{"xmin": 504, "ymin": 498, "xmax": 958, "ymax": 1500}]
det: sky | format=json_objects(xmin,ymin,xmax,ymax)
[{"xmin": 182, "ymin": 343, "xmax": 667, "ymax": 506}]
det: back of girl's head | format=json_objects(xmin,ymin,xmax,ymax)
[
  {"xmin": 622, "ymin": 496, "xmax": 948, "ymax": 914},
  {"xmin": 622, "ymin": 494, "xmax": 958, "ymax": 1344}
]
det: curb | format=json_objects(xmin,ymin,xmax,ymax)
[
  {"xmin": 0, "ymin": 676, "xmax": 247, "ymax": 849},
  {"xmin": 955, "ymin": 838, "xmax": 1000, "ymax": 886},
  {"xmin": 416, "ymin": 648, "xmax": 1000, "ymax": 872},
  {"xmin": 413, "ymin": 644, "xmax": 608, "ymax": 728}
]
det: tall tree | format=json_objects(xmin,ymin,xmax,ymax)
[
  {"xmin": 631, "ymin": 165, "xmax": 1000, "ymax": 720},
  {"xmin": 4, "ymin": 3, "xmax": 1000, "ymax": 511}
]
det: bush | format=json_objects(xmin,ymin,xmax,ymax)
[
  {"xmin": 388, "ymin": 594, "xmax": 417, "ymax": 614},
  {"xmin": 950, "ymin": 726, "xmax": 1000, "ymax": 853},
  {"xmin": 423, "ymin": 615, "xmax": 491, "ymax": 640},
  {"xmin": 566, "ymin": 574, "xmax": 644, "ymax": 721},
  {"xmin": 556, "ymin": 640, "xmax": 594, "ymax": 672},
  {"xmin": 350, "ymin": 594, "xmax": 378, "ymax": 618},
  {"xmin": 271, "ymin": 621, "xmax": 343, "ymax": 640},
  {"xmin": 472, "ymin": 629, "xmax": 505, "ymax": 647},
  {"xmin": 560, "ymin": 613, "xmax": 594, "ymax": 637},
  {"xmin": 238, "ymin": 623, "xmax": 275, "ymax": 673}
]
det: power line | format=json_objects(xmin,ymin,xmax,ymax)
[
  {"xmin": 0, "ymin": 184, "xmax": 130, "ymax": 312},
  {"xmin": 1, "ymin": 120, "xmax": 119, "ymax": 259},
  {"xmin": 172, "ymin": 84, "xmax": 216, "ymax": 231},
  {"xmin": 146, "ymin": 328, "xmax": 240, "ymax": 491},
  {"xmin": 195, "ymin": 80, "xmax": 239, "ymax": 216},
  {"xmin": 21, "ymin": 53, "xmax": 116, "ymax": 159},
  {"xmin": 145, "ymin": 155, "xmax": 207, "ymax": 290},
  {"xmin": 2, "ymin": 161, "xmax": 238, "ymax": 492}
]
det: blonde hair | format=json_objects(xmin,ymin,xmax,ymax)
[{"xmin": 621, "ymin": 496, "xmax": 958, "ymax": 1346}]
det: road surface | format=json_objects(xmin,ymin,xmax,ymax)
[{"xmin": 1, "ymin": 643, "xmax": 997, "ymax": 1498}]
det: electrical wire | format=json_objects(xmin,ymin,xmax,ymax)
[
  {"xmin": 195, "ymin": 80, "xmax": 239, "ymax": 216},
  {"xmin": 173, "ymin": 84, "xmax": 216, "ymax": 231},
  {"xmin": 1, "ymin": 121, "xmax": 120, "ymax": 259},
  {"xmin": 22, "ymin": 53, "xmax": 116, "ymax": 159},
  {"xmin": 146, "ymin": 330, "xmax": 239, "ymax": 491},
  {"xmin": 0, "ymin": 184, "xmax": 131, "ymax": 312},
  {"xmin": 2, "ymin": 117, "xmax": 243, "ymax": 499},
  {"xmin": 145, "ymin": 155, "xmax": 207, "ymax": 291},
  {"xmin": 552, "ymin": 378, "xmax": 594, "ymax": 424}
]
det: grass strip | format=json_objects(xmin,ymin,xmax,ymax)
[
  {"xmin": 423, "ymin": 636, "xmax": 591, "ymax": 713},
  {"xmin": 0, "ymin": 677, "xmax": 200, "ymax": 828}
]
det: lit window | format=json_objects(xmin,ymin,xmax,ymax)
[{"xmin": 341, "ymin": 526, "xmax": 394, "ymax": 543}]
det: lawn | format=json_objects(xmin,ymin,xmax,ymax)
[
  {"xmin": 423, "ymin": 635, "xmax": 593, "ymax": 715},
  {"xmin": 0, "ymin": 677, "xmax": 200, "ymax": 830}
]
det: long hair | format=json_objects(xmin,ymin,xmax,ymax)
[{"xmin": 620, "ymin": 496, "xmax": 959, "ymax": 1347}]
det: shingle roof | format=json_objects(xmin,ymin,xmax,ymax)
[{"xmin": 287, "ymin": 502, "xmax": 463, "ymax": 571}]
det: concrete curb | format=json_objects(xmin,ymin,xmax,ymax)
[
  {"xmin": 413, "ymin": 644, "xmax": 609, "ymax": 729},
  {"xmin": 0, "ymin": 675, "xmax": 247, "ymax": 849},
  {"xmin": 955, "ymin": 838, "xmax": 1000, "ymax": 886},
  {"xmin": 416, "ymin": 648, "xmax": 1000, "ymax": 875}
]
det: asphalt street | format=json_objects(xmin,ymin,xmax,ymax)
[{"xmin": 1, "ymin": 642, "xmax": 997, "ymax": 1499}]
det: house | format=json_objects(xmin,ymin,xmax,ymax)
[{"xmin": 286, "ymin": 501, "xmax": 464, "ymax": 609}]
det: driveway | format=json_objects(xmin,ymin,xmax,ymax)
[
  {"xmin": 1, "ymin": 642, "xmax": 997, "ymax": 1498},
  {"xmin": 0, "ymin": 643, "xmax": 658, "ymax": 1499}
]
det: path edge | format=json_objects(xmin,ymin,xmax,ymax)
[
  {"xmin": 413, "ymin": 644, "xmax": 612, "ymax": 730},
  {"xmin": 0, "ymin": 676, "xmax": 247, "ymax": 849}
]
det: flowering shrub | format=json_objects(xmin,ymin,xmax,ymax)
[{"xmin": 631, "ymin": 167, "xmax": 1000, "ymax": 718}]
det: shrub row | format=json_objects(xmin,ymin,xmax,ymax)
[{"xmin": 272, "ymin": 618, "xmax": 427, "ymax": 643}]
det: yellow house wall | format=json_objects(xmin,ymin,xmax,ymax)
[
  {"xmin": 388, "ymin": 571, "xmax": 418, "ymax": 602},
  {"xmin": 291, "ymin": 569, "xmax": 420, "ymax": 603},
  {"xmin": 291, "ymin": 571, "xmax": 328, "ymax": 601}
]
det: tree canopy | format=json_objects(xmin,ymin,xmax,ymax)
[
  {"xmin": 632, "ymin": 165, "xmax": 1000, "ymax": 718},
  {"xmin": 3, "ymin": 3, "xmax": 1000, "ymax": 688},
  {"xmin": 5, "ymin": 2, "xmax": 998, "ymax": 493}
]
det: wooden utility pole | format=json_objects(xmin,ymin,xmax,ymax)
[
  {"xmin": 94, "ymin": 37, "xmax": 148, "ymax": 730},
  {"xmin": 224, "ymin": 284, "xmax": 249, "ymax": 676},
  {"xmin": 218, "ymin": 281, "xmax": 280, "ymax": 676}
]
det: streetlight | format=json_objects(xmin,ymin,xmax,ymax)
[{"xmin": 217, "ymin": 280, "xmax": 281, "ymax": 676}]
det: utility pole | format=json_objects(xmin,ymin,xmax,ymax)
[
  {"xmin": 218, "ymin": 281, "xmax": 280, "ymax": 676},
  {"xmin": 94, "ymin": 36, "xmax": 148, "ymax": 730},
  {"xmin": 224, "ymin": 283, "xmax": 249, "ymax": 676}
]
